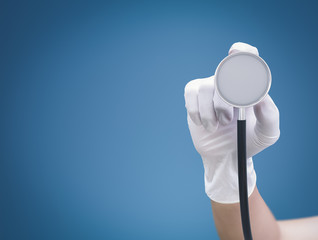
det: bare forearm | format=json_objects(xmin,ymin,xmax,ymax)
[
  {"xmin": 211, "ymin": 187, "xmax": 280, "ymax": 240},
  {"xmin": 278, "ymin": 216, "xmax": 318, "ymax": 240}
]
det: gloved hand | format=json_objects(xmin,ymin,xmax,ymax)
[{"xmin": 184, "ymin": 42, "xmax": 280, "ymax": 203}]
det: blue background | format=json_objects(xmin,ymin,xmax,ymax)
[{"xmin": 1, "ymin": 1, "xmax": 318, "ymax": 239}]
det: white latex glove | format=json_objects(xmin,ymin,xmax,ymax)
[{"xmin": 184, "ymin": 42, "xmax": 280, "ymax": 203}]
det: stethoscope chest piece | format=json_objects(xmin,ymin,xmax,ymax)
[{"xmin": 215, "ymin": 52, "xmax": 271, "ymax": 109}]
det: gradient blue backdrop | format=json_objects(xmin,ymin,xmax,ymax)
[{"xmin": 1, "ymin": 1, "xmax": 318, "ymax": 239}]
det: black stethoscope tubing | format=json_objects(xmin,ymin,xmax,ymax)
[{"xmin": 237, "ymin": 118, "xmax": 253, "ymax": 240}]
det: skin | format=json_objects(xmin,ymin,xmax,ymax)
[
  {"xmin": 278, "ymin": 216, "xmax": 318, "ymax": 240},
  {"xmin": 210, "ymin": 187, "xmax": 318, "ymax": 240}
]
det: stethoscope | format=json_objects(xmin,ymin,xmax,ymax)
[{"xmin": 214, "ymin": 52, "xmax": 271, "ymax": 240}]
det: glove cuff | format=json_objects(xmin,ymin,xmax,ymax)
[{"xmin": 202, "ymin": 154, "xmax": 257, "ymax": 204}]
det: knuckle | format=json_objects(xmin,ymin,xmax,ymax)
[
  {"xmin": 185, "ymin": 77, "xmax": 214, "ymax": 96},
  {"xmin": 187, "ymin": 108, "xmax": 199, "ymax": 116},
  {"xmin": 184, "ymin": 79, "xmax": 200, "ymax": 95},
  {"xmin": 198, "ymin": 82, "xmax": 214, "ymax": 95},
  {"xmin": 200, "ymin": 115, "xmax": 212, "ymax": 123}
]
